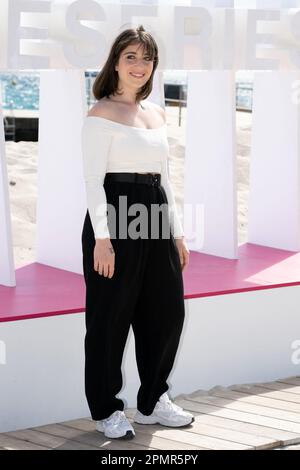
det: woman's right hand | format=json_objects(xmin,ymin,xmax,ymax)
[{"xmin": 94, "ymin": 238, "xmax": 115, "ymax": 278}]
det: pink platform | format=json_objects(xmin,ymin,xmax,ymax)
[{"xmin": 1, "ymin": 242, "xmax": 300, "ymax": 323}]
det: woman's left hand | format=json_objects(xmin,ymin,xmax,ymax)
[{"xmin": 175, "ymin": 237, "xmax": 189, "ymax": 272}]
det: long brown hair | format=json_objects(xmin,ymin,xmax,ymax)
[{"xmin": 92, "ymin": 25, "xmax": 159, "ymax": 105}]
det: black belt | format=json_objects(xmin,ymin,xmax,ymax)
[{"xmin": 104, "ymin": 172, "xmax": 161, "ymax": 187}]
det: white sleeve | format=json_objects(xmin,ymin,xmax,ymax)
[
  {"xmin": 160, "ymin": 155, "xmax": 184, "ymax": 238},
  {"xmin": 81, "ymin": 118, "xmax": 113, "ymax": 239}
]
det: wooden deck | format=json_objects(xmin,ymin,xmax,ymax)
[{"xmin": 1, "ymin": 376, "xmax": 300, "ymax": 450}]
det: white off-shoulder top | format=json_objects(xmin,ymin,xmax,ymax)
[{"xmin": 81, "ymin": 115, "xmax": 184, "ymax": 239}]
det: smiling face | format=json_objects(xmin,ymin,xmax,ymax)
[{"xmin": 114, "ymin": 42, "xmax": 154, "ymax": 92}]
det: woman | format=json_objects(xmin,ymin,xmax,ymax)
[{"xmin": 81, "ymin": 25, "xmax": 194, "ymax": 440}]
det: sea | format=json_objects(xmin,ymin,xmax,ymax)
[{"xmin": 0, "ymin": 70, "xmax": 254, "ymax": 112}]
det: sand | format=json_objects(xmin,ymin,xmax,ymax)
[{"xmin": 5, "ymin": 107, "xmax": 251, "ymax": 269}]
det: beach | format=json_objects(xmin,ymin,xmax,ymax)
[{"xmin": 5, "ymin": 107, "xmax": 251, "ymax": 269}]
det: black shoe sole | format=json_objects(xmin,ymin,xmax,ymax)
[{"xmin": 118, "ymin": 430, "xmax": 135, "ymax": 440}]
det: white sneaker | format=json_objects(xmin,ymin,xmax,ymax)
[
  {"xmin": 96, "ymin": 410, "xmax": 135, "ymax": 439},
  {"xmin": 134, "ymin": 393, "xmax": 195, "ymax": 427}
]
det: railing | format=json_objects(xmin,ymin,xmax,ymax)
[
  {"xmin": 164, "ymin": 98, "xmax": 187, "ymax": 127},
  {"xmin": 3, "ymin": 103, "xmax": 16, "ymax": 141}
]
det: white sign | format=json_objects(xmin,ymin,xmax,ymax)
[{"xmin": 1, "ymin": 0, "xmax": 300, "ymax": 70}]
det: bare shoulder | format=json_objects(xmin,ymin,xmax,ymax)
[
  {"xmin": 144, "ymin": 100, "xmax": 166, "ymax": 123},
  {"xmin": 87, "ymin": 98, "xmax": 112, "ymax": 118},
  {"xmin": 146, "ymin": 101, "xmax": 166, "ymax": 122}
]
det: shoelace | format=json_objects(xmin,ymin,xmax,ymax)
[{"xmin": 103, "ymin": 410, "xmax": 127, "ymax": 426}]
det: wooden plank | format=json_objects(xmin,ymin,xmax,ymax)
[
  {"xmin": 33, "ymin": 423, "xmax": 90, "ymax": 440},
  {"xmin": 2, "ymin": 429, "xmax": 70, "ymax": 449},
  {"xmin": 129, "ymin": 424, "xmax": 252, "ymax": 450},
  {"xmin": 274, "ymin": 443, "xmax": 300, "ymax": 450},
  {"xmin": 125, "ymin": 410, "xmax": 208, "ymax": 450},
  {"xmin": 231, "ymin": 385, "xmax": 300, "ymax": 404},
  {"xmin": 60, "ymin": 416, "xmax": 206, "ymax": 450},
  {"xmin": 59, "ymin": 418, "xmax": 95, "ymax": 432},
  {"xmin": 0, "ymin": 434, "xmax": 49, "ymax": 450},
  {"xmin": 258, "ymin": 382, "xmax": 300, "ymax": 396},
  {"xmin": 278, "ymin": 377, "xmax": 300, "ymax": 386},
  {"xmin": 125, "ymin": 409, "xmax": 276, "ymax": 450},
  {"xmin": 118, "ymin": 429, "xmax": 207, "ymax": 451},
  {"xmin": 210, "ymin": 388, "xmax": 300, "ymax": 414},
  {"xmin": 185, "ymin": 392, "xmax": 300, "ymax": 424},
  {"xmin": 57, "ymin": 420, "xmax": 158, "ymax": 450},
  {"xmin": 35, "ymin": 422, "xmax": 154, "ymax": 450},
  {"xmin": 2, "ymin": 427, "xmax": 102, "ymax": 450},
  {"xmin": 53, "ymin": 440, "xmax": 102, "ymax": 450},
  {"xmin": 65, "ymin": 432, "xmax": 157, "ymax": 451},
  {"xmin": 172, "ymin": 405, "xmax": 298, "ymax": 445},
  {"xmin": 5, "ymin": 421, "xmax": 157, "ymax": 451},
  {"xmin": 125, "ymin": 410, "xmax": 251, "ymax": 450},
  {"xmin": 38, "ymin": 423, "xmax": 162, "ymax": 451},
  {"xmin": 174, "ymin": 398, "xmax": 300, "ymax": 436},
  {"xmin": 188, "ymin": 422, "xmax": 277, "ymax": 450}
]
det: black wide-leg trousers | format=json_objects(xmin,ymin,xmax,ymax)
[{"xmin": 81, "ymin": 174, "xmax": 185, "ymax": 421}]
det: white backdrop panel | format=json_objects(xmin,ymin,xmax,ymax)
[
  {"xmin": 0, "ymin": 96, "xmax": 15, "ymax": 286},
  {"xmin": 248, "ymin": 71, "xmax": 300, "ymax": 250},
  {"xmin": 37, "ymin": 69, "xmax": 87, "ymax": 273},
  {"xmin": 184, "ymin": 71, "xmax": 237, "ymax": 258}
]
